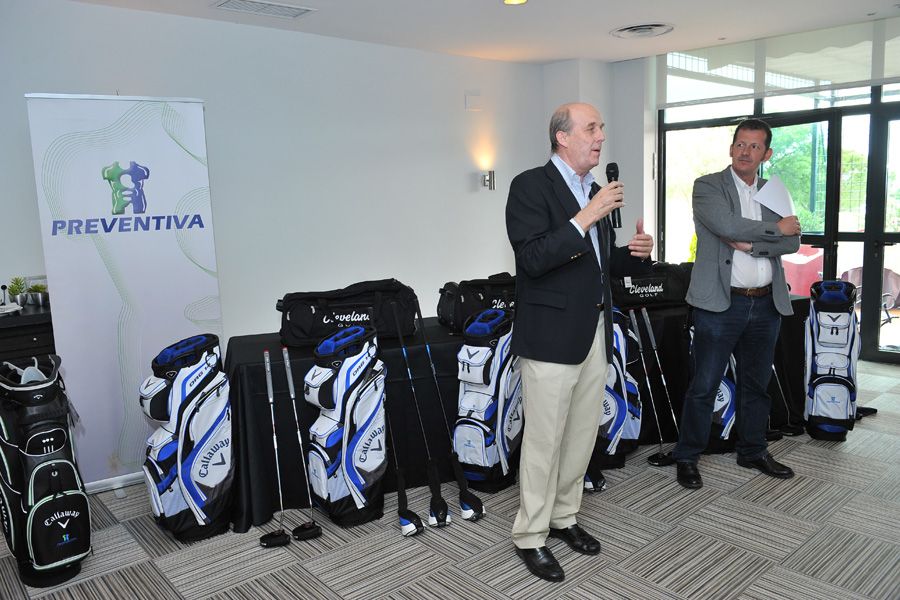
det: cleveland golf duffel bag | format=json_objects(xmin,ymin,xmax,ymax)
[
  {"xmin": 139, "ymin": 334, "xmax": 233, "ymax": 542},
  {"xmin": 437, "ymin": 272, "xmax": 516, "ymax": 333},
  {"xmin": 804, "ymin": 280, "xmax": 860, "ymax": 440},
  {"xmin": 586, "ymin": 309, "xmax": 642, "ymax": 479},
  {"xmin": 453, "ymin": 309, "xmax": 524, "ymax": 492},
  {"xmin": 304, "ymin": 326, "xmax": 386, "ymax": 526},
  {"xmin": 277, "ymin": 279, "xmax": 418, "ymax": 347},
  {"xmin": 0, "ymin": 355, "xmax": 91, "ymax": 587},
  {"xmin": 611, "ymin": 262, "xmax": 693, "ymax": 309}
]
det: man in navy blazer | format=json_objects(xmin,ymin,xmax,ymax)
[
  {"xmin": 506, "ymin": 103, "xmax": 653, "ymax": 582},
  {"xmin": 673, "ymin": 118, "xmax": 801, "ymax": 490}
]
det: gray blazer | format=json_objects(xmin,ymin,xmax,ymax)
[{"xmin": 686, "ymin": 166, "xmax": 801, "ymax": 316}]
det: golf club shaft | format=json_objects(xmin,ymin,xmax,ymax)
[
  {"xmin": 630, "ymin": 310, "xmax": 665, "ymax": 453},
  {"xmin": 263, "ymin": 350, "xmax": 286, "ymax": 530},
  {"xmin": 641, "ymin": 307, "xmax": 679, "ymax": 435},
  {"xmin": 282, "ymin": 347, "xmax": 317, "ymax": 522},
  {"xmin": 391, "ymin": 304, "xmax": 435, "ymax": 461}
]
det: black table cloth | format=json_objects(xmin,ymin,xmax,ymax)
[{"xmin": 225, "ymin": 306, "xmax": 808, "ymax": 532}]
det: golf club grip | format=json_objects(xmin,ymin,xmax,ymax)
[
  {"xmin": 390, "ymin": 302, "xmax": 408, "ymax": 348},
  {"xmin": 263, "ymin": 350, "xmax": 274, "ymax": 402},
  {"xmin": 449, "ymin": 451, "xmax": 471, "ymax": 492},
  {"xmin": 282, "ymin": 347, "xmax": 296, "ymax": 399},
  {"xmin": 628, "ymin": 309, "xmax": 644, "ymax": 351},
  {"xmin": 426, "ymin": 459, "xmax": 443, "ymax": 497},
  {"xmin": 640, "ymin": 307, "xmax": 658, "ymax": 350}
]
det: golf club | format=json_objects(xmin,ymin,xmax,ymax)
[
  {"xmin": 770, "ymin": 363, "xmax": 804, "ymax": 435},
  {"xmin": 384, "ymin": 401, "xmax": 426, "ymax": 536},
  {"xmin": 391, "ymin": 302, "xmax": 450, "ymax": 527},
  {"xmin": 281, "ymin": 347, "xmax": 323, "ymax": 541},
  {"xmin": 640, "ymin": 307, "xmax": 680, "ymax": 436},
  {"xmin": 412, "ymin": 299, "xmax": 485, "ymax": 521},
  {"xmin": 630, "ymin": 310, "xmax": 674, "ymax": 466},
  {"xmin": 259, "ymin": 350, "xmax": 291, "ymax": 548}
]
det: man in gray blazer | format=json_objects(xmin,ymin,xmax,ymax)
[{"xmin": 673, "ymin": 118, "xmax": 801, "ymax": 489}]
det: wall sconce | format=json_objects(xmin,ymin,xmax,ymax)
[{"xmin": 482, "ymin": 170, "xmax": 495, "ymax": 191}]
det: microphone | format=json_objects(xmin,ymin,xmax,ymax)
[{"xmin": 606, "ymin": 162, "xmax": 622, "ymax": 228}]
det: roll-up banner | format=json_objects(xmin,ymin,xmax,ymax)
[{"xmin": 25, "ymin": 94, "xmax": 222, "ymax": 486}]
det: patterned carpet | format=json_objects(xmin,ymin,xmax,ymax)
[{"xmin": 3, "ymin": 361, "xmax": 898, "ymax": 600}]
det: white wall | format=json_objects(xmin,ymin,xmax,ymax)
[{"xmin": 0, "ymin": 0, "xmax": 552, "ymax": 342}]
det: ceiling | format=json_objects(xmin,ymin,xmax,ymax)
[{"xmin": 72, "ymin": 0, "xmax": 900, "ymax": 64}]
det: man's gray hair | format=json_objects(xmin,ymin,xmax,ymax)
[{"xmin": 549, "ymin": 106, "xmax": 573, "ymax": 153}]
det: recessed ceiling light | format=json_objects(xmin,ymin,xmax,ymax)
[
  {"xmin": 610, "ymin": 23, "xmax": 674, "ymax": 39},
  {"xmin": 504, "ymin": 0, "xmax": 528, "ymax": 5}
]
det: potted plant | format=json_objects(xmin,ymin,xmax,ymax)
[
  {"xmin": 7, "ymin": 277, "xmax": 28, "ymax": 306},
  {"xmin": 26, "ymin": 283, "xmax": 49, "ymax": 307}
]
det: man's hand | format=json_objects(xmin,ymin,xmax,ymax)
[
  {"xmin": 724, "ymin": 239, "xmax": 752, "ymax": 253},
  {"xmin": 573, "ymin": 181, "xmax": 624, "ymax": 232},
  {"xmin": 778, "ymin": 215, "xmax": 801, "ymax": 236},
  {"xmin": 627, "ymin": 219, "xmax": 654, "ymax": 258}
]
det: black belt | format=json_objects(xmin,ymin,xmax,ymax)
[{"xmin": 731, "ymin": 285, "xmax": 771, "ymax": 297}]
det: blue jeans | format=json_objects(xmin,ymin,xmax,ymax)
[{"xmin": 673, "ymin": 293, "xmax": 781, "ymax": 464}]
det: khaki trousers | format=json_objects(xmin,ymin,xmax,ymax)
[{"xmin": 512, "ymin": 321, "xmax": 608, "ymax": 549}]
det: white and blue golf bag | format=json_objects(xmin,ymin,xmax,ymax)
[
  {"xmin": 304, "ymin": 326, "xmax": 386, "ymax": 526},
  {"xmin": 454, "ymin": 309, "xmax": 524, "ymax": 492},
  {"xmin": 0, "ymin": 355, "xmax": 91, "ymax": 587},
  {"xmin": 587, "ymin": 308, "xmax": 642, "ymax": 482},
  {"xmin": 139, "ymin": 334, "xmax": 233, "ymax": 542},
  {"xmin": 804, "ymin": 280, "xmax": 860, "ymax": 440}
]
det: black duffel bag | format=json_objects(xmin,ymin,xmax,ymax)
[
  {"xmin": 437, "ymin": 272, "xmax": 516, "ymax": 333},
  {"xmin": 276, "ymin": 278, "xmax": 418, "ymax": 347},
  {"xmin": 611, "ymin": 262, "xmax": 693, "ymax": 308}
]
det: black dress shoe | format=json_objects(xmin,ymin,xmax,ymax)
[
  {"xmin": 548, "ymin": 524, "xmax": 601, "ymax": 555},
  {"xmin": 737, "ymin": 453, "xmax": 794, "ymax": 479},
  {"xmin": 676, "ymin": 461, "xmax": 702, "ymax": 489},
  {"xmin": 515, "ymin": 546, "xmax": 564, "ymax": 582},
  {"xmin": 778, "ymin": 423, "xmax": 805, "ymax": 436}
]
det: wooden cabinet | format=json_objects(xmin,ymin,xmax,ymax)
[{"xmin": 0, "ymin": 306, "xmax": 55, "ymax": 362}]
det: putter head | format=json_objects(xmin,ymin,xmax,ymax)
[
  {"xmin": 647, "ymin": 452, "xmax": 675, "ymax": 467},
  {"xmin": 259, "ymin": 529, "xmax": 291, "ymax": 548},
  {"xmin": 399, "ymin": 510, "xmax": 424, "ymax": 537},
  {"xmin": 292, "ymin": 522, "xmax": 322, "ymax": 541},
  {"xmin": 428, "ymin": 499, "xmax": 450, "ymax": 527}
]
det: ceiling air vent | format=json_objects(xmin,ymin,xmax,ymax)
[
  {"xmin": 610, "ymin": 23, "xmax": 674, "ymax": 39},
  {"xmin": 213, "ymin": 0, "xmax": 316, "ymax": 19}
]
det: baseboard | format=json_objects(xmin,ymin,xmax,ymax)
[{"xmin": 85, "ymin": 471, "xmax": 144, "ymax": 494}]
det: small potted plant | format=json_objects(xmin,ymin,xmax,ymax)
[
  {"xmin": 7, "ymin": 277, "xmax": 28, "ymax": 306},
  {"xmin": 27, "ymin": 283, "xmax": 49, "ymax": 307}
]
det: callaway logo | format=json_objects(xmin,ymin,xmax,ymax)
[
  {"xmin": 44, "ymin": 510, "xmax": 79, "ymax": 528},
  {"xmin": 33, "ymin": 394, "xmax": 44, "ymax": 401},
  {"xmin": 198, "ymin": 438, "xmax": 230, "ymax": 477},
  {"xmin": 466, "ymin": 349, "xmax": 478, "ymax": 359},
  {"xmin": 358, "ymin": 426, "xmax": 385, "ymax": 463},
  {"xmin": 827, "ymin": 315, "xmax": 841, "ymax": 322}
]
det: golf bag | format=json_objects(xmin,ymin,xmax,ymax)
[
  {"xmin": 804, "ymin": 280, "xmax": 860, "ymax": 440},
  {"xmin": 588, "ymin": 309, "xmax": 642, "ymax": 475},
  {"xmin": 0, "ymin": 355, "xmax": 91, "ymax": 586},
  {"xmin": 304, "ymin": 326, "xmax": 386, "ymax": 526},
  {"xmin": 139, "ymin": 334, "xmax": 233, "ymax": 542},
  {"xmin": 454, "ymin": 309, "xmax": 524, "ymax": 492}
]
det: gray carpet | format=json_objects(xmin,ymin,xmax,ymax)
[{"xmin": 4, "ymin": 360, "xmax": 898, "ymax": 600}]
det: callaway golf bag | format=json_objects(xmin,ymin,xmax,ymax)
[
  {"xmin": 139, "ymin": 334, "xmax": 233, "ymax": 542},
  {"xmin": 804, "ymin": 280, "xmax": 860, "ymax": 440},
  {"xmin": 454, "ymin": 309, "xmax": 524, "ymax": 492},
  {"xmin": 589, "ymin": 309, "xmax": 642, "ymax": 475},
  {"xmin": 0, "ymin": 355, "xmax": 91, "ymax": 586},
  {"xmin": 304, "ymin": 326, "xmax": 386, "ymax": 526}
]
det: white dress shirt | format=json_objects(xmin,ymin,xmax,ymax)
[
  {"xmin": 550, "ymin": 154, "xmax": 601, "ymax": 265},
  {"xmin": 729, "ymin": 167, "xmax": 773, "ymax": 288}
]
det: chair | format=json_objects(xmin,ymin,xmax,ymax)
[{"xmin": 840, "ymin": 267, "xmax": 897, "ymax": 327}]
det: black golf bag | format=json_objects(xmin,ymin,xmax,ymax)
[
  {"xmin": 304, "ymin": 326, "xmax": 386, "ymax": 526},
  {"xmin": 454, "ymin": 309, "xmax": 524, "ymax": 492},
  {"xmin": 0, "ymin": 355, "xmax": 91, "ymax": 587},
  {"xmin": 139, "ymin": 334, "xmax": 233, "ymax": 542},
  {"xmin": 587, "ymin": 309, "xmax": 642, "ymax": 479},
  {"xmin": 804, "ymin": 280, "xmax": 860, "ymax": 440}
]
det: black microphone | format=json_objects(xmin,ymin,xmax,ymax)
[{"xmin": 606, "ymin": 162, "xmax": 622, "ymax": 228}]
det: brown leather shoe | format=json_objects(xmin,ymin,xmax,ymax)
[
  {"xmin": 548, "ymin": 524, "xmax": 601, "ymax": 555},
  {"xmin": 515, "ymin": 546, "xmax": 565, "ymax": 582}
]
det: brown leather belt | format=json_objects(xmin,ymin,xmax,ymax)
[{"xmin": 731, "ymin": 285, "xmax": 771, "ymax": 297}]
